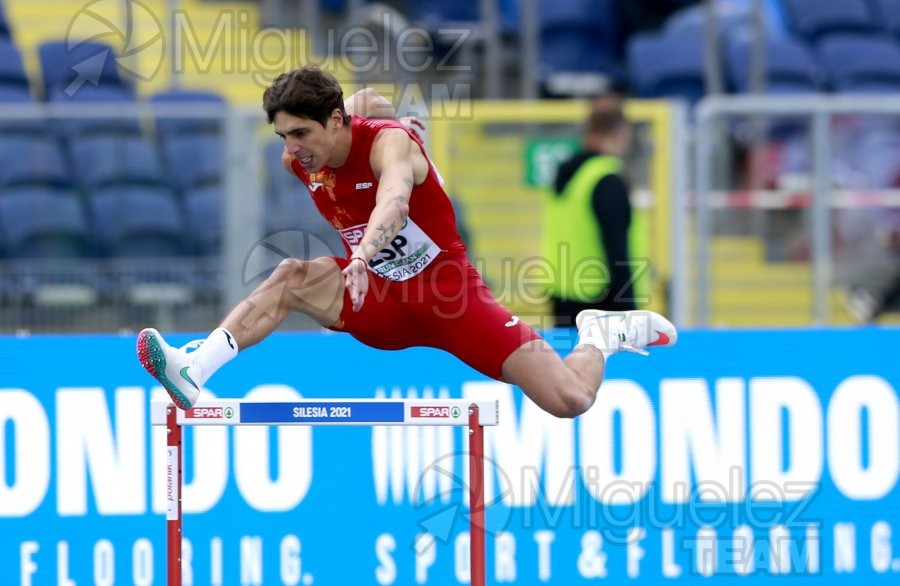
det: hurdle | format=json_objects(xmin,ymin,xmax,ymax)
[{"xmin": 150, "ymin": 398, "xmax": 500, "ymax": 585}]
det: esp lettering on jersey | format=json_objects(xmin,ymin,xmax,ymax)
[{"xmin": 339, "ymin": 218, "xmax": 441, "ymax": 282}]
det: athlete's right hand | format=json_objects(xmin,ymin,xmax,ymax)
[{"xmin": 342, "ymin": 257, "xmax": 369, "ymax": 312}]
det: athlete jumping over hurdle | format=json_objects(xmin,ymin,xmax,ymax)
[{"xmin": 137, "ymin": 65, "xmax": 677, "ymax": 419}]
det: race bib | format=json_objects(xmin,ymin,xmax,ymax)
[{"xmin": 339, "ymin": 218, "xmax": 441, "ymax": 282}]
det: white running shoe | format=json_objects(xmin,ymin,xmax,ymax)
[
  {"xmin": 137, "ymin": 328, "xmax": 204, "ymax": 409},
  {"xmin": 576, "ymin": 309, "xmax": 678, "ymax": 356}
]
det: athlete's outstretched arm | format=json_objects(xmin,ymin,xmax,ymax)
[{"xmin": 341, "ymin": 128, "xmax": 415, "ymax": 311}]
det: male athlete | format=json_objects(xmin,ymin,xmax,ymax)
[{"xmin": 137, "ymin": 65, "xmax": 677, "ymax": 419}]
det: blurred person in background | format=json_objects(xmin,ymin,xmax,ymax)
[
  {"xmin": 542, "ymin": 100, "xmax": 650, "ymax": 328},
  {"xmin": 845, "ymin": 208, "xmax": 900, "ymax": 323}
]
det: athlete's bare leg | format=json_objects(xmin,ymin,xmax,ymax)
[
  {"xmin": 221, "ymin": 257, "xmax": 346, "ymax": 349},
  {"xmin": 501, "ymin": 341, "xmax": 605, "ymax": 418},
  {"xmin": 136, "ymin": 256, "xmax": 347, "ymax": 409},
  {"xmin": 501, "ymin": 309, "xmax": 678, "ymax": 418}
]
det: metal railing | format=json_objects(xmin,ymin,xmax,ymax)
[{"xmin": 687, "ymin": 95, "xmax": 900, "ymax": 327}]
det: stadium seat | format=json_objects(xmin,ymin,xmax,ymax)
[
  {"xmin": 0, "ymin": 186, "xmax": 104, "ymax": 306},
  {"xmin": 816, "ymin": 35, "xmax": 900, "ymax": 93},
  {"xmin": 408, "ymin": 0, "xmax": 518, "ymax": 36},
  {"xmin": 264, "ymin": 139, "xmax": 296, "ymax": 197},
  {"xmin": 0, "ymin": 136, "xmax": 71, "ymax": 188},
  {"xmin": 539, "ymin": 0, "xmax": 623, "ymax": 96},
  {"xmin": 46, "ymin": 83, "xmax": 140, "ymax": 136},
  {"xmin": 161, "ymin": 134, "xmax": 224, "ymax": 191},
  {"xmin": 0, "ymin": 84, "xmax": 29, "ymax": 101},
  {"xmin": 87, "ymin": 186, "xmax": 197, "ymax": 307},
  {"xmin": 664, "ymin": 2, "xmax": 748, "ymax": 41},
  {"xmin": 0, "ymin": 3, "xmax": 11, "ymax": 39},
  {"xmin": 0, "ymin": 187, "xmax": 88, "ymax": 258},
  {"xmin": 0, "ymin": 40, "xmax": 43, "ymax": 134},
  {"xmin": 151, "ymin": 88, "xmax": 227, "ymax": 139},
  {"xmin": 184, "ymin": 185, "xmax": 222, "ymax": 256},
  {"xmin": 38, "ymin": 40, "xmax": 132, "ymax": 97},
  {"xmin": 726, "ymin": 38, "xmax": 823, "ymax": 93},
  {"xmin": 265, "ymin": 187, "xmax": 345, "ymax": 257},
  {"xmin": 627, "ymin": 34, "xmax": 706, "ymax": 104},
  {"xmin": 0, "ymin": 39, "xmax": 31, "ymax": 96},
  {"xmin": 262, "ymin": 140, "xmax": 344, "ymax": 255},
  {"xmin": 871, "ymin": 0, "xmax": 900, "ymax": 37},
  {"xmin": 782, "ymin": 0, "xmax": 878, "ymax": 41},
  {"xmin": 68, "ymin": 135, "xmax": 164, "ymax": 189},
  {"xmin": 664, "ymin": 0, "xmax": 790, "ymax": 40},
  {"xmin": 86, "ymin": 186, "xmax": 187, "ymax": 257}
]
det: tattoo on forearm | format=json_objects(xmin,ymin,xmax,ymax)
[
  {"xmin": 367, "ymin": 221, "xmax": 397, "ymax": 252},
  {"xmin": 364, "ymin": 179, "xmax": 411, "ymax": 253}
]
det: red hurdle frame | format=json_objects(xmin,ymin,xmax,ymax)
[{"xmin": 162, "ymin": 401, "xmax": 491, "ymax": 586}]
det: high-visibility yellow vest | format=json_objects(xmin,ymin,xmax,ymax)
[{"xmin": 541, "ymin": 155, "xmax": 649, "ymax": 305}]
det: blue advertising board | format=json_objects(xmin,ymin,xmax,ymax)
[{"xmin": 1, "ymin": 327, "xmax": 898, "ymax": 585}]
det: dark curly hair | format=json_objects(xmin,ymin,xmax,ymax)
[{"xmin": 263, "ymin": 65, "xmax": 350, "ymax": 127}]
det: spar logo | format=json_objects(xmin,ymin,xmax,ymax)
[
  {"xmin": 411, "ymin": 405, "xmax": 461, "ymax": 418},
  {"xmin": 186, "ymin": 406, "xmax": 235, "ymax": 419}
]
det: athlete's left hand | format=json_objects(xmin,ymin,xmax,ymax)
[
  {"xmin": 342, "ymin": 257, "xmax": 369, "ymax": 312},
  {"xmin": 399, "ymin": 116, "xmax": 426, "ymax": 140}
]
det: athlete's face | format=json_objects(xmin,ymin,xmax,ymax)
[{"xmin": 274, "ymin": 109, "xmax": 345, "ymax": 173}]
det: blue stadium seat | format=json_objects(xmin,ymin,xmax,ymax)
[
  {"xmin": 263, "ymin": 140, "xmax": 344, "ymax": 254},
  {"xmin": 0, "ymin": 187, "xmax": 87, "ymax": 258},
  {"xmin": 539, "ymin": 0, "xmax": 623, "ymax": 96},
  {"xmin": 0, "ymin": 40, "xmax": 43, "ymax": 133},
  {"xmin": 664, "ymin": 1, "xmax": 790, "ymax": 41},
  {"xmin": 408, "ymin": 0, "xmax": 518, "ymax": 36},
  {"xmin": 0, "ymin": 84, "xmax": 29, "ymax": 101},
  {"xmin": 664, "ymin": 2, "xmax": 748, "ymax": 40},
  {"xmin": 872, "ymin": 0, "xmax": 900, "ymax": 37},
  {"xmin": 38, "ymin": 40, "xmax": 132, "ymax": 97},
  {"xmin": 0, "ymin": 186, "xmax": 106, "ymax": 306},
  {"xmin": 68, "ymin": 135, "xmax": 164, "ymax": 188},
  {"xmin": 408, "ymin": 0, "xmax": 477, "ymax": 28},
  {"xmin": 86, "ymin": 186, "xmax": 187, "ymax": 257},
  {"xmin": 816, "ymin": 35, "xmax": 900, "ymax": 93},
  {"xmin": 265, "ymin": 188, "xmax": 344, "ymax": 257},
  {"xmin": 627, "ymin": 34, "xmax": 706, "ymax": 103},
  {"xmin": 46, "ymin": 83, "xmax": 140, "ymax": 136},
  {"xmin": 151, "ymin": 88, "xmax": 227, "ymax": 139},
  {"xmin": 184, "ymin": 185, "xmax": 222, "ymax": 256},
  {"xmin": 0, "ymin": 136, "xmax": 71, "ymax": 188},
  {"xmin": 264, "ymin": 139, "xmax": 296, "ymax": 197},
  {"xmin": 161, "ymin": 135, "xmax": 224, "ymax": 191},
  {"xmin": 0, "ymin": 3, "xmax": 11, "ymax": 39},
  {"xmin": 0, "ymin": 39, "xmax": 31, "ymax": 96},
  {"xmin": 783, "ymin": 0, "xmax": 878, "ymax": 41},
  {"xmin": 727, "ymin": 38, "xmax": 823, "ymax": 93}
]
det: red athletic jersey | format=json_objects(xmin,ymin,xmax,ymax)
[
  {"xmin": 290, "ymin": 116, "xmax": 467, "ymax": 281},
  {"xmin": 288, "ymin": 115, "xmax": 542, "ymax": 381}
]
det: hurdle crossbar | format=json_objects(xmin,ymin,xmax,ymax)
[{"xmin": 151, "ymin": 399, "xmax": 499, "ymax": 586}]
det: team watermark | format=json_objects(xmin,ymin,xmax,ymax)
[
  {"xmin": 408, "ymin": 453, "xmax": 825, "ymax": 578},
  {"xmin": 66, "ymin": 0, "xmax": 475, "ymax": 118}
]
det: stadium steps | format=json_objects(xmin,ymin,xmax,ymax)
[
  {"xmin": 448, "ymin": 126, "xmax": 546, "ymax": 323},
  {"xmin": 693, "ymin": 237, "xmax": 856, "ymax": 326}
]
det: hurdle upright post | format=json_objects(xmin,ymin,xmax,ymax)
[
  {"xmin": 165, "ymin": 406, "xmax": 183, "ymax": 586},
  {"xmin": 468, "ymin": 404, "xmax": 486, "ymax": 586}
]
